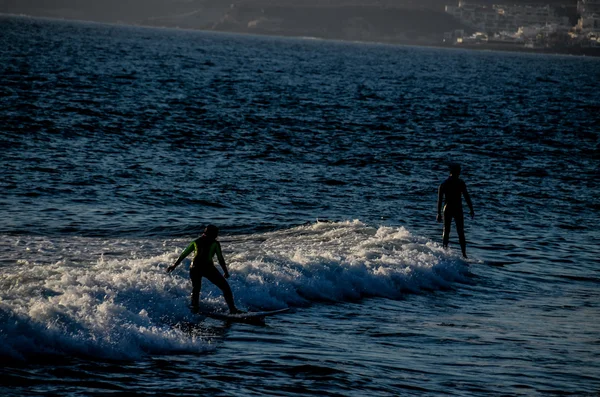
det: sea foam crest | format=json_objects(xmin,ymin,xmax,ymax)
[
  {"xmin": 222, "ymin": 220, "xmax": 470, "ymax": 309},
  {"xmin": 0, "ymin": 221, "xmax": 469, "ymax": 361}
]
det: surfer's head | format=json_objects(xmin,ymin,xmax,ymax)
[
  {"xmin": 449, "ymin": 163, "xmax": 461, "ymax": 177},
  {"xmin": 204, "ymin": 224, "xmax": 219, "ymax": 239}
]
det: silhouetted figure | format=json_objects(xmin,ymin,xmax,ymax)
[
  {"xmin": 437, "ymin": 164, "xmax": 474, "ymax": 258},
  {"xmin": 167, "ymin": 225, "xmax": 241, "ymax": 314}
]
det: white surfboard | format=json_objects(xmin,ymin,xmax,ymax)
[{"xmin": 196, "ymin": 308, "xmax": 290, "ymax": 324}]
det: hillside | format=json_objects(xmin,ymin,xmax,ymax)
[
  {"xmin": 0, "ymin": 0, "xmax": 579, "ymax": 45},
  {"xmin": 211, "ymin": 4, "xmax": 470, "ymax": 44},
  {"xmin": 0, "ymin": 0, "xmax": 577, "ymax": 20}
]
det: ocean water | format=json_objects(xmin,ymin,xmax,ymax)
[{"xmin": 1, "ymin": 15, "xmax": 599, "ymax": 396}]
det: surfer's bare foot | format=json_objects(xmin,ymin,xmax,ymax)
[{"xmin": 229, "ymin": 308, "xmax": 243, "ymax": 314}]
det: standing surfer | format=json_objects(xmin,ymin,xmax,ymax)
[
  {"xmin": 167, "ymin": 225, "xmax": 241, "ymax": 314},
  {"xmin": 437, "ymin": 163, "xmax": 475, "ymax": 258}
]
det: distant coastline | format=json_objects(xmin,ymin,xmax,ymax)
[{"xmin": 2, "ymin": 11, "xmax": 599, "ymax": 58}]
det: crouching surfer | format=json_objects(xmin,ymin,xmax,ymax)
[{"xmin": 167, "ymin": 225, "xmax": 241, "ymax": 314}]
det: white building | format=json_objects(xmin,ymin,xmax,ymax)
[{"xmin": 517, "ymin": 23, "xmax": 564, "ymax": 39}]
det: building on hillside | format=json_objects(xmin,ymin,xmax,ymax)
[
  {"xmin": 443, "ymin": 29, "xmax": 465, "ymax": 43},
  {"xmin": 577, "ymin": 15, "xmax": 600, "ymax": 29},
  {"xmin": 576, "ymin": 0, "xmax": 600, "ymax": 34},
  {"xmin": 578, "ymin": 0, "xmax": 600, "ymax": 15},
  {"xmin": 445, "ymin": 1, "xmax": 570, "ymax": 34},
  {"xmin": 517, "ymin": 23, "xmax": 565, "ymax": 39}
]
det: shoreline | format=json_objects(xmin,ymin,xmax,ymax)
[{"xmin": 442, "ymin": 42, "xmax": 600, "ymax": 57}]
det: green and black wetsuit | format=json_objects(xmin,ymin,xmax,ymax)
[{"xmin": 175, "ymin": 236, "xmax": 235, "ymax": 310}]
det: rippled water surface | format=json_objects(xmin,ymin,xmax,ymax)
[{"xmin": 1, "ymin": 15, "xmax": 599, "ymax": 396}]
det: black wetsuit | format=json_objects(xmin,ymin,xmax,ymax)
[
  {"xmin": 176, "ymin": 236, "xmax": 235, "ymax": 310},
  {"xmin": 437, "ymin": 176, "xmax": 473, "ymax": 256}
]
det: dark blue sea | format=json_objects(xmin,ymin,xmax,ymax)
[{"xmin": 1, "ymin": 14, "xmax": 599, "ymax": 396}]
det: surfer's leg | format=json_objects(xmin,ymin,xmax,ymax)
[
  {"xmin": 442, "ymin": 208, "xmax": 452, "ymax": 248},
  {"xmin": 205, "ymin": 266, "xmax": 239, "ymax": 314},
  {"xmin": 189, "ymin": 267, "xmax": 202, "ymax": 310},
  {"xmin": 455, "ymin": 212, "xmax": 467, "ymax": 258}
]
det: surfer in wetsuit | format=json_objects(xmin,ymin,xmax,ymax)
[
  {"xmin": 167, "ymin": 225, "xmax": 241, "ymax": 314},
  {"xmin": 437, "ymin": 163, "xmax": 475, "ymax": 258}
]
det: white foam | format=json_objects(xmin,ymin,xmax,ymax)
[
  {"xmin": 0, "ymin": 221, "xmax": 469, "ymax": 361},
  {"xmin": 225, "ymin": 221, "xmax": 470, "ymax": 308},
  {"xmin": 0, "ymin": 240, "xmax": 211, "ymax": 361}
]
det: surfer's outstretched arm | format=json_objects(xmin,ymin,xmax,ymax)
[
  {"xmin": 214, "ymin": 242, "xmax": 230, "ymax": 278},
  {"xmin": 462, "ymin": 182, "xmax": 474, "ymax": 218},
  {"xmin": 166, "ymin": 241, "xmax": 195, "ymax": 273}
]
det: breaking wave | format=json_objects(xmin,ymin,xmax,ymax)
[{"xmin": 0, "ymin": 221, "xmax": 471, "ymax": 361}]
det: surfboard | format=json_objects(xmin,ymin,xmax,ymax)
[{"xmin": 195, "ymin": 308, "xmax": 290, "ymax": 324}]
